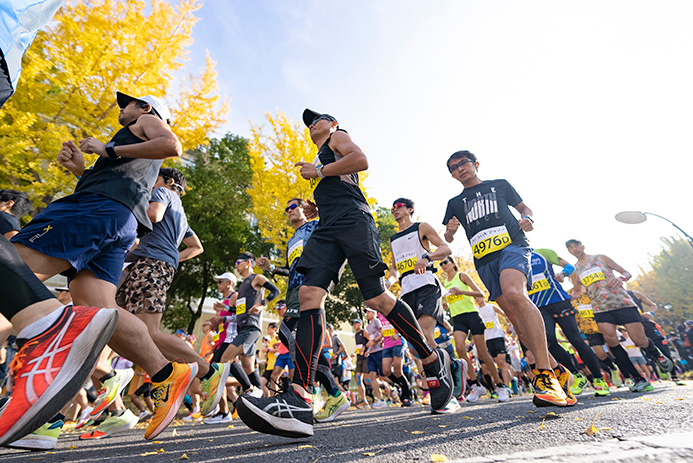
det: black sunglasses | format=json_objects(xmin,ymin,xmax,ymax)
[
  {"xmin": 311, "ymin": 115, "xmax": 330, "ymax": 126},
  {"xmin": 448, "ymin": 158, "xmax": 475, "ymax": 173},
  {"xmin": 285, "ymin": 203, "xmax": 299, "ymax": 213}
]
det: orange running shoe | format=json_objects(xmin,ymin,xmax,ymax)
[
  {"xmin": 553, "ymin": 364, "xmax": 578, "ymax": 407},
  {"xmin": 532, "ymin": 369, "xmax": 567, "ymax": 407},
  {"xmin": 144, "ymin": 362, "xmax": 198, "ymax": 440},
  {"xmin": 0, "ymin": 305, "xmax": 118, "ymax": 446}
]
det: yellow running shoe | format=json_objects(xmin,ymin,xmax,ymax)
[
  {"xmin": 553, "ymin": 365, "xmax": 577, "ymax": 406},
  {"xmin": 532, "ymin": 369, "xmax": 567, "ymax": 407},
  {"xmin": 592, "ymin": 377, "xmax": 611, "ymax": 396},
  {"xmin": 314, "ymin": 392, "xmax": 351, "ymax": 423},
  {"xmin": 145, "ymin": 363, "xmax": 198, "ymax": 440},
  {"xmin": 199, "ymin": 363, "xmax": 230, "ymax": 416}
]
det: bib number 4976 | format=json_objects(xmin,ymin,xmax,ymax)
[{"xmin": 471, "ymin": 226, "xmax": 512, "ymax": 259}]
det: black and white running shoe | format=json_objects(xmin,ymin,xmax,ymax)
[
  {"xmin": 423, "ymin": 348, "xmax": 454, "ymax": 411},
  {"xmin": 236, "ymin": 389, "xmax": 314, "ymax": 438}
]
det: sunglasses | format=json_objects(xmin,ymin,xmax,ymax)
[
  {"xmin": 236, "ymin": 259, "xmax": 250, "ymax": 266},
  {"xmin": 285, "ymin": 203, "xmax": 299, "ymax": 213},
  {"xmin": 311, "ymin": 115, "xmax": 330, "ymax": 126},
  {"xmin": 448, "ymin": 158, "xmax": 475, "ymax": 172},
  {"xmin": 391, "ymin": 202, "xmax": 407, "ymax": 213}
]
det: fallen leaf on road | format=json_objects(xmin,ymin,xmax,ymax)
[
  {"xmin": 299, "ymin": 445, "xmax": 316, "ymax": 449},
  {"xmin": 153, "ymin": 441, "xmax": 162, "ymax": 444},
  {"xmin": 575, "ymin": 418, "xmax": 583, "ymax": 421},
  {"xmin": 438, "ymin": 425, "xmax": 448, "ymax": 428},
  {"xmin": 172, "ymin": 454, "xmax": 190, "ymax": 461},
  {"xmin": 461, "ymin": 416, "xmax": 472, "ymax": 419},
  {"xmin": 363, "ymin": 453, "xmax": 376, "ymax": 457},
  {"xmin": 526, "ymin": 410, "xmax": 535, "ymax": 413},
  {"xmin": 411, "ymin": 431, "xmax": 425, "ymax": 434},
  {"xmin": 599, "ymin": 427, "xmax": 612, "ymax": 431},
  {"xmin": 157, "ymin": 449, "xmax": 165, "ymax": 453},
  {"xmin": 676, "ymin": 398, "xmax": 684, "ymax": 400},
  {"xmin": 208, "ymin": 439, "xmax": 213, "ymax": 442},
  {"xmin": 537, "ymin": 418, "xmax": 546, "ymax": 430},
  {"xmin": 431, "ymin": 454, "xmax": 450, "ymax": 462},
  {"xmin": 141, "ymin": 452, "xmax": 159, "ymax": 456},
  {"xmin": 45, "ymin": 452, "xmax": 55, "ymax": 454},
  {"xmin": 68, "ymin": 445, "xmax": 78, "ymax": 449},
  {"xmin": 545, "ymin": 412, "xmax": 557, "ymax": 416},
  {"xmin": 611, "ymin": 398, "xmax": 620, "ymax": 401},
  {"xmin": 655, "ymin": 402, "xmax": 662, "ymax": 404},
  {"xmin": 227, "ymin": 425, "xmax": 234, "ymax": 429},
  {"xmin": 172, "ymin": 429, "xmax": 178, "ymax": 436},
  {"xmin": 584, "ymin": 425, "xmax": 600, "ymax": 436}
]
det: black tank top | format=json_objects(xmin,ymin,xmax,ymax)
[
  {"xmin": 312, "ymin": 129, "xmax": 370, "ymax": 225},
  {"xmin": 75, "ymin": 119, "xmax": 163, "ymax": 232},
  {"xmin": 235, "ymin": 274, "xmax": 262, "ymax": 330}
]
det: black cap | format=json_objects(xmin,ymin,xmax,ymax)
[
  {"xmin": 303, "ymin": 108, "xmax": 337, "ymax": 127},
  {"xmin": 237, "ymin": 251, "xmax": 256, "ymax": 262}
]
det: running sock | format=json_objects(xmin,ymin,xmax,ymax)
[
  {"xmin": 151, "ymin": 363, "xmax": 174, "ymax": 383},
  {"xmin": 16, "ymin": 307, "xmax": 63, "ymax": 341},
  {"xmin": 292, "ymin": 308, "xmax": 325, "ymax": 394},
  {"xmin": 0, "ymin": 236, "xmax": 55, "ymax": 320},
  {"xmin": 99, "ymin": 371, "xmax": 116, "ymax": 383},
  {"xmin": 229, "ymin": 361, "xmax": 252, "ymax": 391},
  {"xmin": 201, "ymin": 366, "xmax": 215, "ymax": 380},
  {"xmin": 599, "ymin": 357, "xmax": 615, "ymax": 372},
  {"xmin": 385, "ymin": 300, "xmax": 434, "ymax": 360},
  {"xmin": 316, "ymin": 351, "xmax": 340, "ymax": 396},
  {"xmin": 248, "ymin": 369, "xmax": 262, "ymax": 388},
  {"xmin": 110, "ymin": 409, "xmax": 126, "ymax": 417},
  {"xmin": 50, "ymin": 413, "xmax": 65, "ymax": 423},
  {"xmin": 609, "ymin": 344, "xmax": 644, "ymax": 380}
]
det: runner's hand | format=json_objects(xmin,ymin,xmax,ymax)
[
  {"xmin": 554, "ymin": 273, "xmax": 565, "ymax": 283},
  {"xmin": 518, "ymin": 217, "xmax": 534, "ymax": 231},
  {"xmin": 257, "ymin": 257, "xmax": 271, "ymax": 270},
  {"xmin": 79, "ymin": 137, "xmax": 107, "ymax": 157},
  {"xmin": 606, "ymin": 277, "xmax": 623, "ymax": 289},
  {"xmin": 249, "ymin": 305, "xmax": 262, "ymax": 314},
  {"xmin": 295, "ymin": 161, "xmax": 318, "ymax": 179},
  {"xmin": 209, "ymin": 316, "xmax": 223, "ymax": 326},
  {"xmin": 303, "ymin": 200, "xmax": 318, "ymax": 220},
  {"xmin": 445, "ymin": 216, "xmax": 460, "ymax": 238},
  {"xmin": 414, "ymin": 260, "xmax": 428, "ymax": 274},
  {"xmin": 57, "ymin": 140, "xmax": 86, "ymax": 176},
  {"xmin": 212, "ymin": 301, "xmax": 227, "ymax": 312}
]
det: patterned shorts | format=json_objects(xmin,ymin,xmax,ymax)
[{"xmin": 116, "ymin": 256, "xmax": 176, "ymax": 314}]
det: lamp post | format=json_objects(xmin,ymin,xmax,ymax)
[{"xmin": 615, "ymin": 211, "xmax": 693, "ymax": 252}]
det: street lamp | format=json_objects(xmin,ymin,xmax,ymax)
[{"xmin": 615, "ymin": 211, "xmax": 693, "ymax": 251}]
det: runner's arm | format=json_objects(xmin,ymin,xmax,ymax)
[
  {"xmin": 514, "ymin": 202, "xmax": 534, "ymax": 232},
  {"xmin": 598, "ymin": 254, "xmax": 631, "ymax": 286},
  {"xmin": 458, "ymin": 272, "xmax": 485, "ymax": 298},
  {"xmin": 630, "ymin": 290, "xmax": 657, "ymax": 310},
  {"xmin": 418, "ymin": 222, "xmax": 452, "ymax": 261},
  {"xmin": 179, "ymin": 234, "xmax": 203, "ymax": 262}
]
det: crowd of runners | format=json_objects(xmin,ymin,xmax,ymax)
[{"xmin": 0, "ymin": 1, "xmax": 691, "ymax": 453}]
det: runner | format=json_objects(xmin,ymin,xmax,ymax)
[
  {"xmin": 439, "ymin": 256, "xmax": 509, "ymax": 403},
  {"xmin": 365, "ymin": 308, "xmax": 387, "ymax": 409},
  {"xmin": 475, "ymin": 297, "xmax": 514, "ymax": 388},
  {"xmin": 566, "ymin": 239, "xmax": 668, "ymax": 392},
  {"xmin": 0, "ymin": 190, "xmax": 32, "ymax": 239},
  {"xmin": 351, "ymin": 318, "xmax": 371, "ymax": 408},
  {"xmin": 387, "ymin": 198, "xmax": 463, "ymax": 411},
  {"xmin": 443, "ymin": 150, "xmax": 566, "ymax": 407},
  {"xmin": 378, "ymin": 311, "xmax": 412, "ymax": 407},
  {"xmin": 529, "ymin": 248, "xmax": 610, "ymax": 397},
  {"xmin": 236, "ymin": 110, "xmax": 453, "ymax": 438},
  {"xmin": 257, "ymin": 197, "xmax": 350, "ymax": 422}
]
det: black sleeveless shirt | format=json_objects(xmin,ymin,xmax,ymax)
[
  {"xmin": 311, "ymin": 129, "xmax": 370, "ymax": 225},
  {"xmin": 75, "ymin": 120, "xmax": 163, "ymax": 232},
  {"xmin": 235, "ymin": 274, "xmax": 262, "ymax": 331}
]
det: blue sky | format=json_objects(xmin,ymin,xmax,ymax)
[{"xmin": 183, "ymin": 1, "xmax": 693, "ymax": 283}]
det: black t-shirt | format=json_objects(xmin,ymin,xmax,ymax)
[
  {"xmin": 331, "ymin": 334, "xmax": 344, "ymax": 365},
  {"xmin": 0, "ymin": 211, "xmax": 20, "ymax": 235},
  {"xmin": 354, "ymin": 329, "xmax": 368, "ymax": 360},
  {"xmin": 311, "ymin": 129, "xmax": 370, "ymax": 225},
  {"xmin": 443, "ymin": 179, "xmax": 529, "ymax": 267}
]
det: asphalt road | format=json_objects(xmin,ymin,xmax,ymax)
[{"xmin": 3, "ymin": 382, "xmax": 693, "ymax": 462}]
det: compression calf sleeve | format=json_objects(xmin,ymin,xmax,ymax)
[
  {"xmin": 248, "ymin": 369, "xmax": 262, "ymax": 388},
  {"xmin": 229, "ymin": 361, "xmax": 252, "ymax": 391},
  {"xmin": 385, "ymin": 300, "xmax": 434, "ymax": 359},
  {"xmin": 0, "ymin": 236, "xmax": 54, "ymax": 320},
  {"xmin": 316, "ymin": 352, "xmax": 340, "ymax": 396},
  {"xmin": 292, "ymin": 308, "xmax": 325, "ymax": 394},
  {"xmin": 609, "ymin": 344, "xmax": 644, "ymax": 380}
]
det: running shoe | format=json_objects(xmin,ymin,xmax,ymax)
[
  {"xmin": 246, "ymin": 385, "xmax": 264, "ymax": 399},
  {"xmin": 371, "ymin": 399, "xmax": 387, "ymax": 409},
  {"xmin": 8, "ymin": 419, "xmax": 63, "ymax": 450},
  {"xmin": 79, "ymin": 409, "xmax": 138, "ymax": 439},
  {"xmin": 203, "ymin": 412, "xmax": 232, "ymax": 424},
  {"xmin": 421, "ymin": 391, "xmax": 431, "ymax": 405},
  {"xmin": 656, "ymin": 365, "xmax": 670, "ymax": 381},
  {"xmin": 76, "ymin": 406, "xmax": 94, "ymax": 429},
  {"xmin": 452, "ymin": 359, "xmax": 468, "ymax": 401},
  {"xmin": 422, "ymin": 348, "xmax": 454, "ymax": 411},
  {"xmin": 145, "ymin": 362, "xmax": 198, "ymax": 440},
  {"xmin": 630, "ymin": 377, "xmax": 653, "ymax": 393},
  {"xmin": 569, "ymin": 373, "xmax": 588, "ymax": 395},
  {"xmin": 496, "ymin": 385, "xmax": 511, "ymax": 403},
  {"xmin": 554, "ymin": 365, "xmax": 577, "ymax": 407},
  {"xmin": 401, "ymin": 398, "xmax": 413, "ymax": 407},
  {"xmin": 199, "ymin": 363, "xmax": 230, "ymax": 416},
  {"xmin": 355, "ymin": 400, "xmax": 370, "ymax": 409},
  {"xmin": 531, "ymin": 369, "xmax": 567, "ymax": 407},
  {"xmin": 653, "ymin": 350, "xmax": 674, "ymax": 373},
  {"xmin": 625, "ymin": 378, "xmax": 635, "ymax": 391},
  {"xmin": 466, "ymin": 384, "xmax": 487, "ymax": 403},
  {"xmin": 592, "ymin": 377, "xmax": 611, "ymax": 396},
  {"xmin": 139, "ymin": 410, "xmax": 153, "ymax": 420},
  {"xmin": 0, "ymin": 305, "xmax": 118, "ymax": 447},
  {"xmin": 90, "ymin": 368, "xmax": 135, "ymax": 418},
  {"xmin": 431, "ymin": 396, "xmax": 461, "ymax": 415},
  {"xmin": 235, "ymin": 389, "xmax": 314, "ymax": 438},
  {"xmin": 611, "ymin": 369, "xmax": 624, "ymax": 387},
  {"xmin": 314, "ymin": 392, "xmax": 350, "ymax": 422}
]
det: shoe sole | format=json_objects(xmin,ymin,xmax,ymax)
[
  {"xmin": 7, "ymin": 432, "xmax": 59, "ymax": 450},
  {"xmin": 80, "ymin": 416, "xmax": 138, "ymax": 440},
  {"xmin": 145, "ymin": 363, "xmax": 198, "ymax": 440},
  {"xmin": 236, "ymin": 396, "xmax": 313, "ymax": 438},
  {"xmin": 0, "ymin": 308, "xmax": 118, "ymax": 447},
  {"xmin": 429, "ymin": 348, "xmax": 453, "ymax": 411},
  {"xmin": 314, "ymin": 400, "xmax": 351, "ymax": 423},
  {"xmin": 91, "ymin": 368, "xmax": 135, "ymax": 418},
  {"xmin": 200, "ymin": 363, "xmax": 231, "ymax": 416},
  {"xmin": 532, "ymin": 395, "xmax": 567, "ymax": 407}
]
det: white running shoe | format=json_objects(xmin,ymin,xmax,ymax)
[
  {"xmin": 371, "ymin": 399, "xmax": 387, "ymax": 409},
  {"xmin": 496, "ymin": 386, "xmax": 511, "ymax": 403},
  {"xmin": 466, "ymin": 384, "xmax": 487, "ymax": 403},
  {"xmin": 431, "ymin": 397, "xmax": 461, "ymax": 414},
  {"xmin": 246, "ymin": 386, "xmax": 264, "ymax": 399},
  {"xmin": 203, "ymin": 412, "xmax": 232, "ymax": 424}
]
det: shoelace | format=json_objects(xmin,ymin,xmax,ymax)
[
  {"xmin": 151, "ymin": 383, "xmax": 168, "ymax": 408},
  {"xmin": 534, "ymin": 372, "xmax": 554, "ymax": 392},
  {"xmin": 9, "ymin": 340, "xmax": 38, "ymax": 375}
]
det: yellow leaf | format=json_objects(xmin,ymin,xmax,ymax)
[
  {"xmin": 141, "ymin": 452, "xmax": 159, "ymax": 456},
  {"xmin": 172, "ymin": 429, "xmax": 178, "ymax": 436},
  {"xmin": 546, "ymin": 412, "xmax": 557, "ymax": 416},
  {"xmin": 173, "ymin": 454, "xmax": 190, "ymax": 461},
  {"xmin": 461, "ymin": 416, "xmax": 473, "ymax": 419},
  {"xmin": 298, "ymin": 445, "xmax": 315, "ymax": 449},
  {"xmin": 575, "ymin": 418, "xmax": 584, "ymax": 421},
  {"xmin": 526, "ymin": 410, "xmax": 536, "ymax": 413},
  {"xmin": 438, "ymin": 425, "xmax": 448, "ymax": 428},
  {"xmin": 584, "ymin": 424, "xmax": 600, "ymax": 436},
  {"xmin": 655, "ymin": 402, "xmax": 662, "ymax": 404},
  {"xmin": 68, "ymin": 445, "xmax": 78, "ymax": 449},
  {"xmin": 227, "ymin": 425, "xmax": 234, "ymax": 429},
  {"xmin": 363, "ymin": 453, "xmax": 376, "ymax": 457},
  {"xmin": 599, "ymin": 427, "xmax": 612, "ymax": 430},
  {"xmin": 411, "ymin": 431, "xmax": 425, "ymax": 434},
  {"xmin": 431, "ymin": 454, "xmax": 450, "ymax": 462},
  {"xmin": 153, "ymin": 441, "xmax": 162, "ymax": 444},
  {"xmin": 157, "ymin": 449, "xmax": 165, "ymax": 453}
]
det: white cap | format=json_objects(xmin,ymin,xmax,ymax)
[
  {"xmin": 213, "ymin": 272, "xmax": 237, "ymax": 286},
  {"xmin": 365, "ymin": 307, "xmax": 376, "ymax": 313},
  {"xmin": 117, "ymin": 91, "xmax": 172, "ymax": 124}
]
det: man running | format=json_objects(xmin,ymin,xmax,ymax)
[
  {"xmin": 236, "ymin": 109, "xmax": 453, "ymax": 438},
  {"xmin": 475, "ymin": 297, "xmax": 513, "ymax": 389},
  {"xmin": 439, "ymin": 256, "xmax": 509, "ymax": 402},
  {"xmin": 257, "ymin": 197, "xmax": 350, "ymax": 422},
  {"xmin": 566, "ymin": 239, "xmax": 668, "ymax": 392},
  {"xmin": 443, "ymin": 150, "xmax": 566, "ymax": 407}
]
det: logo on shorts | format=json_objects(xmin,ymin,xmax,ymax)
[
  {"xmin": 29, "ymin": 225, "xmax": 53, "ymax": 243},
  {"xmin": 369, "ymin": 263, "xmax": 379, "ymax": 270}
]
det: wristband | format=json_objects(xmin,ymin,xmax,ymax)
[
  {"xmin": 387, "ymin": 276, "xmax": 396, "ymax": 286},
  {"xmin": 105, "ymin": 141, "xmax": 118, "ymax": 159},
  {"xmin": 269, "ymin": 263, "xmax": 276, "ymax": 273},
  {"xmin": 316, "ymin": 164, "xmax": 325, "ymax": 178},
  {"xmin": 562, "ymin": 264, "xmax": 575, "ymax": 276},
  {"xmin": 523, "ymin": 215, "xmax": 534, "ymax": 224}
]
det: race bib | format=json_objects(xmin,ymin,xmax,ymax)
[
  {"xmin": 527, "ymin": 274, "xmax": 550, "ymax": 295},
  {"xmin": 309, "ymin": 177, "xmax": 321, "ymax": 194},
  {"xmin": 395, "ymin": 251, "xmax": 418, "ymax": 274},
  {"xmin": 355, "ymin": 344, "xmax": 363, "ymax": 355},
  {"xmin": 445, "ymin": 293, "xmax": 464, "ymax": 304},
  {"xmin": 434, "ymin": 327, "xmax": 441, "ymax": 339},
  {"xmin": 288, "ymin": 239, "xmax": 304, "ymax": 266},
  {"xmin": 236, "ymin": 297, "xmax": 246, "ymax": 315},
  {"xmin": 382, "ymin": 328, "xmax": 396, "ymax": 337},
  {"xmin": 580, "ymin": 268, "xmax": 606, "ymax": 287},
  {"xmin": 470, "ymin": 226, "xmax": 512, "ymax": 259},
  {"xmin": 485, "ymin": 321, "xmax": 495, "ymax": 329},
  {"xmin": 577, "ymin": 304, "xmax": 594, "ymax": 318}
]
